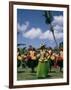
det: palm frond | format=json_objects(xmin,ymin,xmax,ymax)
[
  {"xmin": 43, "ymin": 11, "xmax": 59, "ymax": 50},
  {"xmin": 43, "ymin": 11, "xmax": 53, "ymax": 24}
]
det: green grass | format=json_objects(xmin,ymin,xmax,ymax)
[{"xmin": 17, "ymin": 66, "xmax": 63, "ymax": 80}]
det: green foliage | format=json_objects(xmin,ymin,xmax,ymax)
[
  {"xmin": 18, "ymin": 47, "xmax": 27, "ymax": 54},
  {"xmin": 43, "ymin": 11, "xmax": 53, "ymax": 24},
  {"xmin": 59, "ymin": 42, "xmax": 63, "ymax": 48}
]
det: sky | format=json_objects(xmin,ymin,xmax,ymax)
[{"xmin": 17, "ymin": 9, "xmax": 63, "ymax": 49}]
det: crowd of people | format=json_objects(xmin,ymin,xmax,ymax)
[{"xmin": 17, "ymin": 45, "xmax": 63, "ymax": 79}]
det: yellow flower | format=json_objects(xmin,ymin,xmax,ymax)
[{"xmin": 17, "ymin": 56, "xmax": 22, "ymax": 61}]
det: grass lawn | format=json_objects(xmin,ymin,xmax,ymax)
[{"xmin": 17, "ymin": 66, "xmax": 63, "ymax": 80}]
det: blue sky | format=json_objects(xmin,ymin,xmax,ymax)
[{"xmin": 17, "ymin": 9, "xmax": 63, "ymax": 48}]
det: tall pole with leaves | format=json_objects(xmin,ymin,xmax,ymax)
[{"xmin": 43, "ymin": 11, "xmax": 58, "ymax": 49}]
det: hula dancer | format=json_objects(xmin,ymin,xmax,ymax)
[
  {"xmin": 27, "ymin": 46, "xmax": 38, "ymax": 73},
  {"xmin": 57, "ymin": 48, "xmax": 63, "ymax": 72},
  {"xmin": 48, "ymin": 49, "xmax": 53, "ymax": 72},
  {"xmin": 37, "ymin": 45, "xmax": 49, "ymax": 78},
  {"xmin": 17, "ymin": 48, "xmax": 22, "ymax": 67},
  {"xmin": 44, "ymin": 51, "xmax": 50, "ymax": 75},
  {"xmin": 17, "ymin": 53, "xmax": 22, "ymax": 68}
]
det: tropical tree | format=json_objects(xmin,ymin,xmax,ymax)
[{"xmin": 43, "ymin": 11, "xmax": 58, "ymax": 49}]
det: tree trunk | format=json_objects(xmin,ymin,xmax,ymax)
[{"xmin": 50, "ymin": 25, "xmax": 59, "ymax": 52}]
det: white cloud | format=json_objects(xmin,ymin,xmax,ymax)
[
  {"xmin": 53, "ymin": 25, "xmax": 63, "ymax": 32},
  {"xmin": 23, "ymin": 28, "xmax": 42, "ymax": 39},
  {"xmin": 54, "ymin": 30, "xmax": 63, "ymax": 40},
  {"xmin": 39, "ymin": 30, "xmax": 53, "ymax": 40},
  {"xmin": 23, "ymin": 27, "xmax": 63, "ymax": 40},
  {"xmin": 39, "ymin": 30, "xmax": 63, "ymax": 40},
  {"xmin": 52, "ymin": 16, "xmax": 63, "ymax": 26},
  {"xmin": 21, "ymin": 16, "xmax": 63, "ymax": 40},
  {"xmin": 52, "ymin": 16, "xmax": 63, "ymax": 32},
  {"xmin": 17, "ymin": 21, "xmax": 29, "ymax": 32}
]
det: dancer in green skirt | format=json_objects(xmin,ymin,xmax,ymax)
[
  {"xmin": 44, "ymin": 52, "xmax": 50, "ymax": 76},
  {"xmin": 36, "ymin": 45, "xmax": 49, "ymax": 79}
]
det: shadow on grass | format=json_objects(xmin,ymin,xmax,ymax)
[{"xmin": 46, "ymin": 75, "xmax": 52, "ymax": 78}]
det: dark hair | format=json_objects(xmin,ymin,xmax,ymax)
[{"xmin": 18, "ymin": 53, "xmax": 21, "ymax": 56}]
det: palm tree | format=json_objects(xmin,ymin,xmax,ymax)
[{"xmin": 43, "ymin": 11, "xmax": 58, "ymax": 49}]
